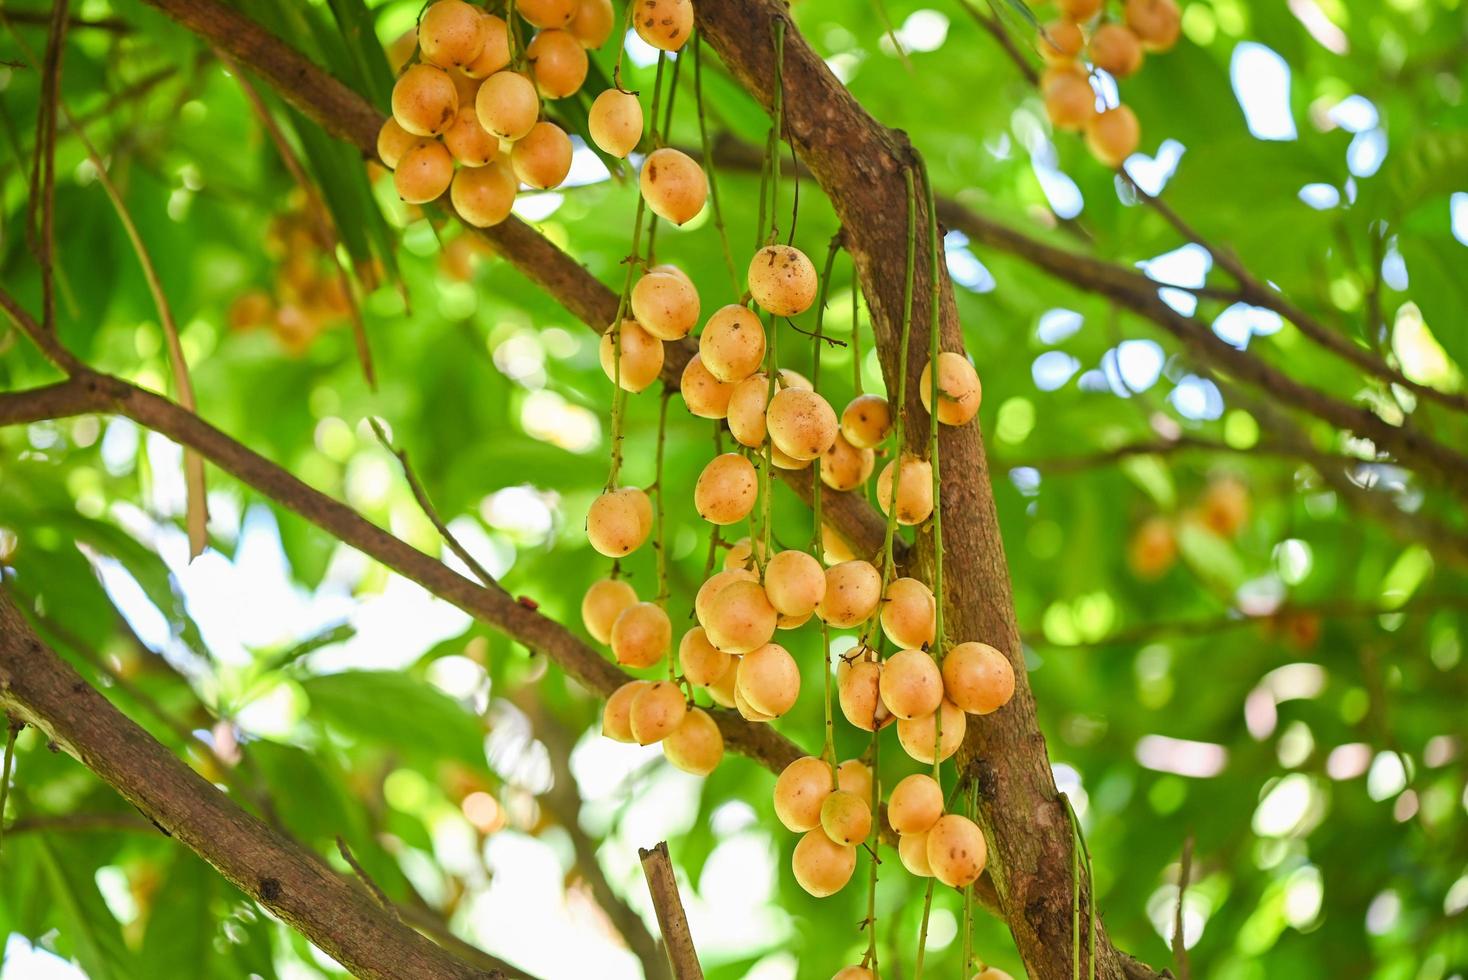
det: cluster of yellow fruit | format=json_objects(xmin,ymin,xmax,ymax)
[
  {"xmin": 227, "ymin": 197, "xmax": 353, "ymax": 353},
  {"xmin": 1037, "ymin": 0, "xmax": 1181, "ymax": 166}
]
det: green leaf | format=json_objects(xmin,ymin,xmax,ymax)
[
  {"xmin": 34, "ymin": 837, "xmax": 138, "ymax": 980},
  {"xmin": 300, "ymin": 670, "xmax": 488, "ymax": 768}
]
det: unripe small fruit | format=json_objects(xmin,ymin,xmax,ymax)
[
  {"xmin": 679, "ymin": 627, "xmax": 732, "ymax": 687},
  {"xmin": 700, "ymin": 305, "xmax": 765, "ymax": 382},
  {"xmin": 837, "ymin": 658, "xmax": 886, "ymax": 731},
  {"xmin": 640, "ymin": 147, "xmax": 706, "ymax": 224},
  {"xmin": 611, "ymin": 601, "xmax": 671, "ymax": 668},
  {"xmin": 736, "ymin": 642, "xmax": 799, "ymax": 716},
  {"xmin": 763, "ymin": 550, "xmax": 826, "ymax": 618},
  {"xmin": 476, "ymin": 70, "xmax": 539, "ymax": 140},
  {"xmin": 897, "ymin": 699, "xmax": 966, "ymax": 764},
  {"xmin": 881, "ymin": 577, "xmax": 936, "ymax": 650},
  {"xmin": 748, "ymin": 244, "xmax": 818, "ymax": 317},
  {"xmin": 512, "ymin": 120, "xmax": 573, "ymax": 189},
  {"xmin": 822, "ymin": 524, "xmax": 857, "ymax": 565},
  {"xmin": 1124, "ymin": 0, "xmax": 1180, "ymax": 50},
  {"xmin": 663, "ymin": 707, "xmax": 723, "ymax": 775},
  {"xmin": 443, "ymin": 106, "xmax": 499, "ymax": 167},
  {"xmin": 582, "ymin": 577, "xmax": 637, "ymax": 643},
  {"xmin": 588, "ymin": 88, "xmax": 643, "ymax": 157},
  {"xmin": 518, "ymin": 0, "xmax": 577, "ymax": 29},
  {"xmin": 527, "ymin": 29, "xmax": 588, "ymax": 98},
  {"xmin": 633, "ymin": 0, "xmax": 693, "ymax": 51},
  {"xmin": 942, "ymin": 641, "xmax": 1016, "ymax": 714},
  {"xmin": 394, "ymin": 139, "xmax": 455, "ymax": 203},
  {"xmin": 599, "ymin": 319, "xmax": 665, "ymax": 392},
  {"xmin": 632, "ymin": 270, "xmax": 700, "ymax": 340},
  {"xmin": 927, "ymin": 813, "xmax": 987, "ymax": 887},
  {"xmin": 586, "ymin": 486, "xmax": 651, "ymax": 556},
  {"xmin": 1089, "ymin": 23, "xmax": 1143, "ymax": 77},
  {"xmin": 1058, "ymin": 0, "xmax": 1103, "ymax": 19},
  {"xmin": 694, "ymin": 453, "xmax": 758, "ymax": 526},
  {"xmin": 921, "ymin": 352, "xmax": 982, "ymax": 425},
  {"xmin": 450, "ymin": 162, "xmax": 516, "ymax": 227},
  {"xmin": 602, "ymin": 680, "xmax": 650, "ymax": 742},
  {"xmin": 393, "ymin": 64, "xmax": 459, "ymax": 136},
  {"xmin": 821, "ymin": 433, "xmax": 875, "ymax": 492},
  {"xmin": 709, "ymin": 581, "xmax": 779, "ymax": 655},
  {"xmin": 727, "ymin": 371, "xmax": 809, "ymax": 446},
  {"xmin": 680, "ymin": 354, "xmax": 735, "ymax": 419},
  {"xmin": 768, "ymin": 388, "xmax": 839, "ymax": 461},
  {"xmin": 898, "ymin": 830, "xmax": 933, "ymax": 876},
  {"xmin": 1086, "ymin": 104, "xmax": 1140, "ymax": 167},
  {"xmin": 463, "ymin": 14, "xmax": 512, "ymax": 77},
  {"xmin": 420, "ymin": 0, "xmax": 488, "ymax": 68},
  {"xmin": 706, "ymin": 666, "xmax": 737, "ymax": 708},
  {"xmin": 1043, "ymin": 64, "xmax": 1097, "ymax": 132},
  {"xmin": 1038, "ymin": 19, "xmax": 1085, "ymax": 62},
  {"xmin": 722, "ymin": 536, "xmax": 765, "ymax": 573},
  {"xmin": 694, "ymin": 568, "xmax": 758, "ymax": 628},
  {"xmin": 792, "ymin": 829, "xmax": 856, "ymax": 897},
  {"xmin": 818, "ymin": 560, "xmax": 881, "ymax": 628},
  {"xmin": 820, "ymin": 790, "xmax": 872, "ymax": 846},
  {"xmin": 836, "ymin": 759, "xmax": 873, "ymax": 802},
  {"xmin": 775, "ymin": 756, "xmax": 834, "ymax": 832},
  {"xmin": 377, "ymin": 117, "xmax": 417, "ymax": 169},
  {"xmin": 840, "ymin": 394, "xmax": 893, "ymax": 449},
  {"xmin": 569, "ymin": 0, "xmax": 615, "ymax": 47},
  {"xmin": 888, "ymin": 773, "xmax": 943, "ymax": 834},
  {"xmin": 880, "ymin": 649, "xmax": 944, "ymax": 720},
  {"xmin": 877, "ymin": 454, "xmax": 935, "ymax": 525},
  {"xmin": 630, "ymin": 679, "xmax": 686, "ymax": 744}
]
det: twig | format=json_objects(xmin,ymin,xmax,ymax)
[
  {"xmin": 955, "ymin": 0, "xmax": 1037, "ymax": 85},
  {"xmin": 639, "ymin": 842, "xmax": 704, "ymax": 980},
  {"xmin": 13, "ymin": 0, "xmax": 68, "ymax": 333},
  {"xmin": 0, "ymin": 715, "xmax": 22, "ymax": 856},
  {"xmin": 337, "ymin": 835, "xmax": 399, "ymax": 919},
  {"xmin": 1172, "ymin": 834, "xmax": 1194, "ymax": 980}
]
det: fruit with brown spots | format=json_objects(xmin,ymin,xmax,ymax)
[
  {"xmin": 442, "ymin": 106, "xmax": 499, "ymax": 167},
  {"xmin": 880, "ymin": 577, "xmax": 936, "ymax": 650},
  {"xmin": 820, "ymin": 433, "xmax": 875, "ymax": 492},
  {"xmin": 527, "ymin": 29, "xmax": 589, "ymax": 98},
  {"xmin": 586, "ymin": 486, "xmax": 652, "ymax": 557},
  {"xmin": 817, "ymin": 560, "xmax": 882, "ymax": 628},
  {"xmin": 602, "ymin": 680, "xmax": 651, "ymax": 742},
  {"xmin": 450, "ymin": 162, "xmax": 517, "ymax": 227},
  {"xmin": 640, "ymin": 147, "xmax": 707, "ymax": 224},
  {"xmin": 774, "ymin": 756, "xmax": 834, "ymax": 832},
  {"xmin": 876, "ymin": 453, "xmax": 935, "ymax": 525},
  {"xmin": 888, "ymin": 773, "xmax": 943, "ymax": 834},
  {"xmin": 419, "ymin": 0, "xmax": 488, "ymax": 68},
  {"xmin": 633, "ymin": 0, "xmax": 693, "ymax": 52},
  {"xmin": 767, "ymin": 388, "xmax": 839, "ymax": 461},
  {"xmin": 589, "ymin": 88, "xmax": 643, "ymax": 157},
  {"xmin": 820, "ymin": 790, "xmax": 872, "ymax": 845},
  {"xmin": 840, "ymin": 393, "xmax": 893, "ymax": 448},
  {"xmin": 630, "ymin": 679, "xmax": 686, "ymax": 744},
  {"xmin": 581, "ymin": 577, "xmax": 637, "ymax": 643},
  {"xmin": 897, "ymin": 699, "xmax": 966, "ymax": 764},
  {"xmin": 610, "ymin": 601, "xmax": 671, "ymax": 668},
  {"xmin": 680, "ymin": 354, "xmax": 735, "ymax": 419},
  {"xmin": 792, "ymin": 829, "xmax": 856, "ymax": 897},
  {"xmin": 694, "ymin": 453, "xmax": 759, "ymax": 526},
  {"xmin": 700, "ymin": 305, "xmax": 767, "ymax": 383},
  {"xmin": 463, "ymin": 14, "xmax": 512, "ymax": 77},
  {"xmin": 708, "ymin": 580, "xmax": 779, "ymax": 654},
  {"xmin": 920, "ymin": 351, "xmax": 983, "ymax": 425},
  {"xmin": 394, "ymin": 139, "xmax": 454, "ymax": 203},
  {"xmin": 598, "ymin": 319, "xmax": 665, "ymax": 392},
  {"xmin": 926, "ymin": 813, "xmax": 987, "ymax": 887},
  {"xmin": 837, "ymin": 658, "xmax": 887, "ymax": 731},
  {"xmin": 632, "ymin": 269, "xmax": 700, "ymax": 340},
  {"xmin": 518, "ymin": 0, "xmax": 577, "ymax": 29},
  {"xmin": 393, "ymin": 65, "xmax": 459, "ymax": 136},
  {"xmin": 748, "ymin": 244, "xmax": 818, "ymax": 317},
  {"xmin": 879, "ymin": 648, "xmax": 944, "ymax": 720},
  {"xmin": 476, "ymin": 70, "xmax": 539, "ymax": 140}
]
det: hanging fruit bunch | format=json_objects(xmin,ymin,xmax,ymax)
[{"xmin": 1038, "ymin": 0, "xmax": 1182, "ymax": 166}]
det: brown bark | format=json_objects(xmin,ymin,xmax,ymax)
[{"xmin": 639, "ymin": 842, "xmax": 704, "ymax": 980}]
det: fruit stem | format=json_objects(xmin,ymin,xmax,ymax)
[
  {"xmin": 698, "ymin": 423, "xmax": 726, "ymax": 597},
  {"xmin": 758, "ymin": 310, "xmax": 778, "ymax": 573},
  {"xmin": 693, "ymin": 34, "xmax": 740, "ymax": 295},
  {"xmin": 1064, "ymin": 793, "xmax": 1097, "ymax": 980},
  {"xmin": 851, "ymin": 258, "xmax": 863, "ymax": 397},
  {"xmin": 654, "ymin": 387, "xmax": 671, "ymax": 613},
  {"xmin": 0, "ymin": 717, "xmax": 20, "ymax": 858},
  {"xmin": 763, "ymin": 18, "xmax": 787, "ymax": 247},
  {"xmin": 918, "ymin": 156, "xmax": 945, "ymax": 780},
  {"xmin": 643, "ymin": 50, "xmax": 670, "ymax": 262},
  {"xmin": 611, "ymin": 0, "xmax": 638, "ymax": 91},
  {"xmin": 912, "ymin": 876, "xmax": 936, "ymax": 980},
  {"xmin": 862, "ymin": 716, "xmax": 881, "ymax": 975}
]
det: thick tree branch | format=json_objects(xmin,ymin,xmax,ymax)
[{"xmin": 639, "ymin": 841, "xmax": 703, "ymax": 980}]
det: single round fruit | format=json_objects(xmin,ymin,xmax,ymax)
[
  {"xmin": 512, "ymin": 120, "xmax": 573, "ymax": 189},
  {"xmin": 633, "ymin": 0, "xmax": 693, "ymax": 51},
  {"xmin": 1089, "ymin": 23, "xmax": 1143, "ymax": 77},
  {"xmin": 1128, "ymin": 515, "xmax": 1177, "ymax": 578},
  {"xmin": 821, "ymin": 433, "xmax": 875, "ymax": 492},
  {"xmin": 879, "ymin": 648, "xmax": 944, "ymax": 720},
  {"xmin": 602, "ymin": 680, "xmax": 650, "ymax": 742},
  {"xmin": 699, "ymin": 305, "xmax": 766, "ymax": 382},
  {"xmin": 708, "ymin": 580, "xmax": 779, "ymax": 655},
  {"xmin": 920, "ymin": 352, "xmax": 982, "ymax": 425},
  {"xmin": 630, "ymin": 679, "xmax": 687, "ymax": 744},
  {"xmin": 927, "ymin": 813, "xmax": 987, "ymax": 887},
  {"xmin": 1038, "ymin": 18, "xmax": 1085, "ymax": 62},
  {"xmin": 748, "ymin": 244, "xmax": 818, "ymax": 317},
  {"xmin": 476, "ymin": 70, "xmax": 539, "ymax": 140},
  {"xmin": 763, "ymin": 550, "xmax": 826, "ymax": 618},
  {"xmin": 419, "ymin": 0, "xmax": 488, "ymax": 68},
  {"xmin": 897, "ymin": 699, "xmax": 966, "ymax": 764},
  {"xmin": 888, "ymin": 773, "xmax": 943, "ymax": 834},
  {"xmin": 463, "ymin": 14, "xmax": 512, "ymax": 77},
  {"xmin": 898, "ymin": 830, "xmax": 933, "ymax": 876},
  {"xmin": 599, "ymin": 319, "xmax": 665, "ymax": 392},
  {"xmin": 694, "ymin": 453, "xmax": 758, "ymax": 526},
  {"xmin": 586, "ymin": 486, "xmax": 652, "ymax": 557},
  {"xmin": 736, "ymin": 642, "xmax": 800, "ymax": 716},
  {"xmin": 610, "ymin": 601, "xmax": 671, "ymax": 668},
  {"xmin": 837, "ymin": 658, "xmax": 885, "ymax": 731},
  {"xmin": 1124, "ymin": 0, "xmax": 1180, "ymax": 50},
  {"xmin": 443, "ymin": 106, "xmax": 499, "ymax": 166},
  {"xmin": 569, "ymin": 0, "xmax": 615, "ymax": 47},
  {"xmin": 527, "ymin": 29, "xmax": 588, "ymax": 98},
  {"xmin": 818, "ymin": 560, "xmax": 881, "ymax": 628},
  {"xmin": 836, "ymin": 759, "xmax": 873, "ymax": 802},
  {"xmin": 722, "ymin": 537, "xmax": 764, "ymax": 573},
  {"xmin": 663, "ymin": 708, "xmax": 723, "ymax": 775},
  {"xmin": 822, "ymin": 524, "xmax": 856, "ymax": 565},
  {"xmin": 679, "ymin": 627, "xmax": 732, "ymax": 687},
  {"xmin": 450, "ymin": 162, "xmax": 516, "ymax": 226},
  {"xmin": 632, "ymin": 269, "xmax": 700, "ymax": 340},
  {"xmin": 1057, "ymin": 0, "xmax": 1103, "ymax": 19},
  {"xmin": 393, "ymin": 64, "xmax": 458, "ymax": 136},
  {"xmin": 680, "ymin": 354, "xmax": 734, "ymax": 419},
  {"xmin": 377, "ymin": 117, "xmax": 417, "ymax": 169},
  {"xmin": 640, "ymin": 147, "xmax": 706, "ymax": 224},
  {"xmin": 840, "ymin": 394, "xmax": 893, "ymax": 449},
  {"xmin": 582, "ymin": 577, "xmax": 637, "ymax": 644},
  {"xmin": 694, "ymin": 568, "xmax": 757, "ymax": 628},
  {"xmin": 767, "ymin": 388, "xmax": 838, "ymax": 461},
  {"xmin": 820, "ymin": 790, "xmax": 872, "ymax": 845},
  {"xmin": 1085, "ymin": 104, "xmax": 1140, "ymax": 167},
  {"xmin": 877, "ymin": 454, "xmax": 935, "ymax": 525},
  {"xmin": 518, "ymin": 0, "xmax": 577, "ymax": 28},
  {"xmin": 942, "ymin": 641, "xmax": 1016, "ymax": 714},
  {"xmin": 774, "ymin": 756, "xmax": 834, "ymax": 832},
  {"xmin": 792, "ymin": 829, "xmax": 856, "ymax": 897},
  {"xmin": 394, "ymin": 139, "xmax": 454, "ymax": 203},
  {"xmin": 1042, "ymin": 64, "xmax": 1097, "ymax": 132},
  {"xmin": 881, "ymin": 577, "xmax": 936, "ymax": 650},
  {"xmin": 728, "ymin": 368, "xmax": 813, "ymax": 443},
  {"xmin": 588, "ymin": 88, "xmax": 644, "ymax": 157}
]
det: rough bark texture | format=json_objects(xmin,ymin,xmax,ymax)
[{"xmin": 639, "ymin": 842, "xmax": 704, "ymax": 980}]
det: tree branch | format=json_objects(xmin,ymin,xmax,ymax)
[{"xmin": 639, "ymin": 841, "xmax": 704, "ymax": 980}]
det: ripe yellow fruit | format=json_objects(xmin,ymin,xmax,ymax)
[
  {"xmin": 763, "ymin": 550, "xmax": 826, "ymax": 619},
  {"xmin": 581, "ymin": 577, "xmax": 637, "ymax": 644},
  {"xmin": 1089, "ymin": 23, "xmax": 1144, "ymax": 78},
  {"xmin": 820, "ymin": 790, "xmax": 872, "ymax": 846},
  {"xmin": 876, "ymin": 454, "xmax": 934, "ymax": 525},
  {"xmin": 1043, "ymin": 64, "xmax": 1097, "ymax": 132},
  {"xmin": 735, "ymin": 684, "xmax": 775, "ymax": 722},
  {"xmin": 1038, "ymin": 19, "xmax": 1085, "ymax": 63},
  {"xmin": 679, "ymin": 627, "xmax": 732, "ymax": 687},
  {"xmin": 633, "ymin": 0, "xmax": 693, "ymax": 51},
  {"xmin": 602, "ymin": 680, "xmax": 650, "ymax": 742},
  {"xmin": 897, "ymin": 699, "xmax": 966, "ymax": 764},
  {"xmin": 518, "ymin": 0, "xmax": 577, "ymax": 29},
  {"xmin": 775, "ymin": 756, "xmax": 834, "ymax": 832},
  {"xmin": 920, "ymin": 352, "xmax": 982, "ymax": 425},
  {"xmin": 450, "ymin": 162, "xmax": 517, "ymax": 227},
  {"xmin": 820, "ymin": 433, "xmax": 875, "ymax": 492},
  {"xmin": 822, "ymin": 524, "xmax": 856, "ymax": 565},
  {"xmin": 736, "ymin": 642, "xmax": 800, "ymax": 716},
  {"xmin": 1058, "ymin": 0, "xmax": 1103, "ymax": 19},
  {"xmin": 706, "ymin": 666, "xmax": 738, "ymax": 708},
  {"xmin": 630, "ymin": 679, "xmax": 687, "ymax": 744},
  {"xmin": 1128, "ymin": 515, "xmax": 1177, "ymax": 578},
  {"xmin": 898, "ymin": 830, "xmax": 933, "ymax": 876},
  {"xmin": 699, "ymin": 305, "xmax": 766, "ymax": 382},
  {"xmin": 942, "ymin": 641, "xmax": 1016, "ymax": 715},
  {"xmin": 512, "ymin": 120, "xmax": 573, "ymax": 189},
  {"xmin": 834, "ymin": 969, "xmax": 875, "ymax": 980},
  {"xmin": 527, "ymin": 29, "xmax": 588, "ymax": 98},
  {"xmin": 837, "ymin": 658, "xmax": 886, "ymax": 731},
  {"xmin": 680, "ymin": 354, "xmax": 734, "ymax": 419},
  {"xmin": 476, "ymin": 70, "xmax": 539, "ymax": 140},
  {"xmin": 840, "ymin": 394, "xmax": 893, "ymax": 449},
  {"xmin": 631, "ymin": 269, "xmax": 700, "ymax": 340},
  {"xmin": 420, "ymin": 0, "xmax": 488, "ymax": 68},
  {"xmin": 586, "ymin": 486, "xmax": 652, "ymax": 557},
  {"xmin": 1200, "ymin": 475, "xmax": 1251, "ymax": 537},
  {"xmin": 836, "ymin": 759, "xmax": 873, "ymax": 802},
  {"xmin": 881, "ymin": 577, "xmax": 936, "ymax": 650},
  {"xmin": 722, "ymin": 536, "xmax": 765, "ymax": 573},
  {"xmin": 728, "ymin": 371, "xmax": 810, "ymax": 446},
  {"xmin": 448, "ymin": 65, "xmax": 483, "ymax": 105},
  {"xmin": 387, "ymin": 28, "xmax": 418, "ymax": 74},
  {"xmin": 926, "ymin": 813, "xmax": 987, "ymax": 887},
  {"xmin": 888, "ymin": 773, "xmax": 943, "ymax": 834},
  {"xmin": 663, "ymin": 707, "xmax": 724, "ymax": 775},
  {"xmin": 767, "ymin": 388, "xmax": 838, "ymax": 461},
  {"xmin": 817, "ymin": 560, "xmax": 881, "ymax": 628},
  {"xmin": 694, "ymin": 568, "xmax": 757, "ymax": 628},
  {"xmin": 443, "ymin": 106, "xmax": 499, "ymax": 167},
  {"xmin": 748, "ymin": 244, "xmax": 818, "ymax": 317},
  {"xmin": 1086, "ymin": 104, "xmax": 1140, "ymax": 167},
  {"xmin": 708, "ymin": 580, "xmax": 779, "ymax": 654},
  {"xmin": 610, "ymin": 601, "xmax": 671, "ymax": 668},
  {"xmin": 377, "ymin": 117, "xmax": 417, "ymax": 169},
  {"xmin": 879, "ymin": 649, "xmax": 944, "ymax": 720},
  {"xmin": 599, "ymin": 319, "xmax": 665, "ymax": 392},
  {"xmin": 694, "ymin": 453, "xmax": 758, "ymax": 526},
  {"xmin": 973, "ymin": 969, "xmax": 1017, "ymax": 980},
  {"xmin": 569, "ymin": 0, "xmax": 615, "ymax": 47},
  {"xmin": 1124, "ymin": 0, "xmax": 1180, "ymax": 51},
  {"xmin": 393, "ymin": 64, "xmax": 459, "ymax": 136},
  {"xmin": 771, "ymin": 445, "xmax": 811, "ymax": 471},
  {"xmin": 793, "ymin": 829, "xmax": 856, "ymax": 897},
  {"xmin": 463, "ymin": 14, "xmax": 512, "ymax": 77},
  {"xmin": 394, "ymin": 139, "xmax": 454, "ymax": 203},
  {"xmin": 588, "ymin": 88, "xmax": 644, "ymax": 158},
  {"xmin": 640, "ymin": 147, "xmax": 707, "ymax": 224}
]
